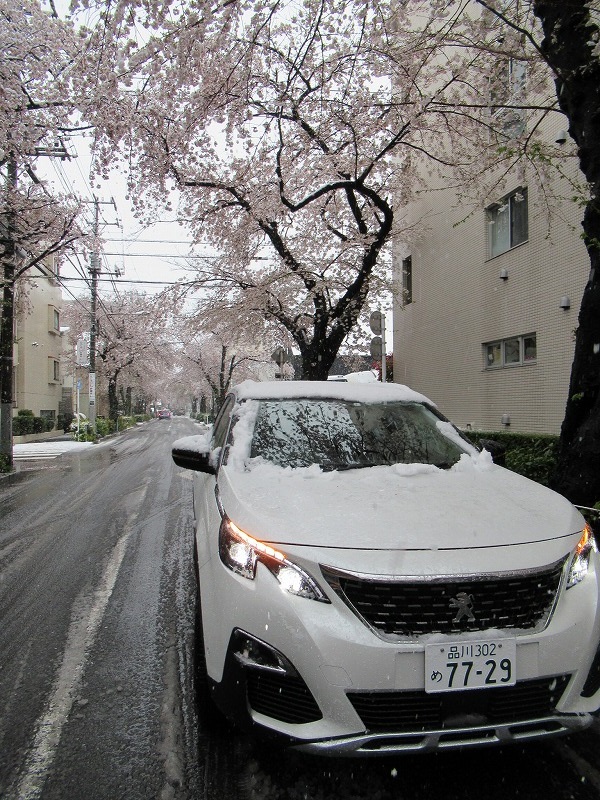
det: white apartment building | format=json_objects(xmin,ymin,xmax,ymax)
[
  {"xmin": 393, "ymin": 73, "xmax": 587, "ymax": 435},
  {"xmin": 13, "ymin": 259, "xmax": 66, "ymax": 430}
]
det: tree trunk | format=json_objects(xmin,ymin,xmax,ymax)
[
  {"xmin": 0, "ymin": 156, "xmax": 17, "ymax": 469},
  {"xmin": 533, "ymin": 1, "xmax": 600, "ymax": 506},
  {"xmin": 108, "ymin": 375, "xmax": 119, "ymax": 421},
  {"xmin": 551, "ymin": 206, "xmax": 600, "ymax": 506}
]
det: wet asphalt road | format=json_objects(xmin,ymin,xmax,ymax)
[{"xmin": 2, "ymin": 419, "xmax": 600, "ymax": 800}]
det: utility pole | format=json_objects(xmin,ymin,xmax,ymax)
[
  {"xmin": 0, "ymin": 155, "xmax": 17, "ymax": 468},
  {"xmin": 86, "ymin": 196, "xmax": 118, "ymax": 432}
]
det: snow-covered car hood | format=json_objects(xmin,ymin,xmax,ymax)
[{"xmin": 217, "ymin": 452, "xmax": 584, "ymax": 552}]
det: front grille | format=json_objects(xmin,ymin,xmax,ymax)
[
  {"xmin": 322, "ymin": 560, "xmax": 565, "ymax": 637},
  {"xmin": 347, "ymin": 676, "xmax": 570, "ymax": 733},
  {"xmin": 246, "ymin": 669, "xmax": 323, "ymax": 724}
]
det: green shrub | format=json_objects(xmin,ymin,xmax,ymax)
[
  {"xmin": 0, "ymin": 453, "xmax": 11, "ymax": 473},
  {"xmin": 466, "ymin": 430, "xmax": 558, "ymax": 486},
  {"xmin": 58, "ymin": 413, "xmax": 74, "ymax": 433},
  {"xmin": 13, "ymin": 415, "xmax": 34, "ymax": 435},
  {"xmin": 95, "ymin": 417, "xmax": 110, "ymax": 437},
  {"xmin": 72, "ymin": 424, "xmax": 97, "ymax": 442},
  {"xmin": 13, "ymin": 410, "xmax": 56, "ymax": 436}
]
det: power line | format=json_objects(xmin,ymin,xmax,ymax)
[
  {"xmin": 60, "ymin": 276, "xmax": 194, "ymax": 286},
  {"xmin": 103, "ymin": 237, "xmax": 208, "ymax": 244},
  {"xmin": 101, "ymin": 252, "xmax": 218, "ymax": 259}
]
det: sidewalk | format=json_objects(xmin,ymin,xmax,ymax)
[{"xmin": 13, "ymin": 440, "xmax": 97, "ymax": 462}]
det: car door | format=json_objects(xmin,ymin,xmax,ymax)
[{"xmin": 194, "ymin": 395, "xmax": 236, "ymax": 569}]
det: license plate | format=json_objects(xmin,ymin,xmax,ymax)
[{"xmin": 425, "ymin": 638, "xmax": 516, "ymax": 693}]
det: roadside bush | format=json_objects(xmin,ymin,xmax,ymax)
[
  {"xmin": 13, "ymin": 413, "xmax": 34, "ymax": 435},
  {"xmin": 12, "ymin": 409, "xmax": 56, "ymax": 436},
  {"xmin": 466, "ymin": 431, "xmax": 558, "ymax": 486},
  {"xmin": 95, "ymin": 417, "xmax": 110, "ymax": 437},
  {"xmin": 117, "ymin": 415, "xmax": 135, "ymax": 431},
  {"xmin": 58, "ymin": 413, "xmax": 74, "ymax": 433},
  {"xmin": 72, "ymin": 424, "xmax": 97, "ymax": 442},
  {"xmin": 0, "ymin": 453, "xmax": 11, "ymax": 473}
]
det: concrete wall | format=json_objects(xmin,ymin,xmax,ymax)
[
  {"xmin": 14, "ymin": 267, "xmax": 64, "ymax": 428},
  {"xmin": 393, "ymin": 125, "xmax": 587, "ymax": 434}
]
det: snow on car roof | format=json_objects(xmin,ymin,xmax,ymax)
[{"xmin": 234, "ymin": 380, "xmax": 435, "ymax": 406}]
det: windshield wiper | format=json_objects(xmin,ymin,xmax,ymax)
[{"xmin": 323, "ymin": 462, "xmax": 376, "ymax": 472}]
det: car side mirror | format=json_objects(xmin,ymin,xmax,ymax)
[{"xmin": 171, "ymin": 435, "xmax": 217, "ymax": 474}]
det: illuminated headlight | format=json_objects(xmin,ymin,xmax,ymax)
[
  {"xmin": 567, "ymin": 523, "xmax": 596, "ymax": 589},
  {"xmin": 218, "ymin": 516, "xmax": 330, "ymax": 603}
]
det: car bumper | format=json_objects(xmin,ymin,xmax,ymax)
[{"xmin": 199, "ymin": 552, "xmax": 600, "ymax": 755}]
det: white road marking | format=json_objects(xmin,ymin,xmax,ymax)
[{"xmin": 11, "ymin": 481, "xmax": 150, "ymax": 800}]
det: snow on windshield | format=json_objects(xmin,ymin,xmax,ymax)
[
  {"xmin": 235, "ymin": 379, "xmax": 433, "ymax": 405},
  {"xmin": 225, "ymin": 395, "xmax": 480, "ymax": 473}
]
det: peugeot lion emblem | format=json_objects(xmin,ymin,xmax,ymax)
[{"xmin": 449, "ymin": 592, "xmax": 476, "ymax": 622}]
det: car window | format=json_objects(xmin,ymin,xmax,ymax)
[
  {"xmin": 211, "ymin": 395, "xmax": 235, "ymax": 451},
  {"xmin": 247, "ymin": 399, "xmax": 470, "ymax": 470}
]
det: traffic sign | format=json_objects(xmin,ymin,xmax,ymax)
[
  {"xmin": 272, "ymin": 346, "xmax": 287, "ymax": 364},
  {"xmin": 369, "ymin": 311, "xmax": 383, "ymax": 336},
  {"xmin": 370, "ymin": 336, "xmax": 383, "ymax": 359}
]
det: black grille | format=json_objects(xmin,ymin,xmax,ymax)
[
  {"xmin": 323, "ymin": 561, "xmax": 564, "ymax": 637},
  {"xmin": 246, "ymin": 669, "xmax": 323, "ymax": 724},
  {"xmin": 347, "ymin": 676, "xmax": 570, "ymax": 733},
  {"xmin": 581, "ymin": 643, "xmax": 600, "ymax": 698}
]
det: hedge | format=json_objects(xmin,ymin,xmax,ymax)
[
  {"xmin": 13, "ymin": 411, "xmax": 55, "ymax": 436},
  {"xmin": 466, "ymin": 430, "xmax": 558, "ymax": 487}
]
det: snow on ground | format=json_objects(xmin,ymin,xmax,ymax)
[{"xmin": 13, "ymin": 441, "xmax": 96, "ymax": 455}]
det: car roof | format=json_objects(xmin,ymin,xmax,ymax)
[{"xmin": 232, "ymin": 380, "xmax": 434, "ymax": 406}]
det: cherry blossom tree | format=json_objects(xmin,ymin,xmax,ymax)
[
  {"xmin": 63, "ymin": 290, "xmax": 178, "ymax": 421},
  {"xmin": 0, "ymin": 0, "xmax": 85, "ymax": 465},
  {"xmin": 74, "ymin": 0, "xmax": 599, "ymax": 502},
  {"xmin": 79, "ymin": 0, "xmax": 559, "ymax": 378},
  {"xmin": 174, "ymin": 308, "xmax": 278, "ymax": 408}
]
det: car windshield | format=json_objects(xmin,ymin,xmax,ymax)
[{"xmin": 244, "ymin": 398, "xmax": 470, "ymax": 470}]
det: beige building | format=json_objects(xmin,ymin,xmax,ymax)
[
  {"xmin": 13, "ymin": 258, "xmax": 67, "ymax": 432},
  {"xmin": 393, "ymin": 117, "xmax": 588, "ymax": 435}
]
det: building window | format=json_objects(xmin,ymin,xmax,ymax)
[
  {"xmin": 402, "ymin": 256, "xmax": 413, "ymax": 305},
  {"xmin": 49, "ymin": 359, "xmax": 60, "ymax": 383},
  {"xmin": 490, "ymin": 59, "xmax": 526, "ymax": 110},
  {"xmin": 487, "ymin": 188, "xmax": 528, "ymax": 258},
  {"xmin": 48, "ymin": 305, "xmax": 60, "ymax": 333},
  {"xmin": 40, "ymin": 410, "xmax": 56, "ymax": 421},
  {"xmin": 490, "ymin": 58, "xmax": 526, "ymax": 138},
  {"xmin": 484, "ymin": 333, "xmax": 536, "ymax": 369}
]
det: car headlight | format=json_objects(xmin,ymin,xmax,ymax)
[
  {"xmin": 218, "ymin": 516, "xmax": 330, "ymax": 602},
  {"xmin": 566, "ymin": 523, "xmax": 596, "ymax": 589}
]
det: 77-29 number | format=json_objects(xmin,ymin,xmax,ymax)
[{"xmin": 446, "ymin": 658, "xmax": 512, "ymax": 688}]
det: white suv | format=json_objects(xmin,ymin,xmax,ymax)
[{"xmin": 172, "ymin": 380, "xmax": 600, "ymax": 755}]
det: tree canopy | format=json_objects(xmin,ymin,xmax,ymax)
[{"xmin": 76, "ymin": 0, "xmax": 568, "ymax": 378}]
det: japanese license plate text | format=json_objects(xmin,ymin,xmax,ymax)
[{"xmin": 425, "ymin": 638, "xmax": 516, "ymax": 693}]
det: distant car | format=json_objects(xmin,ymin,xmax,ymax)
[
  {"xmin": 172, "ymin": 380, "xmax": 600, "ymax": 756},
  {"xmin": 157, "ymin": 409, "xmax": 172, "ymax": 419}
]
